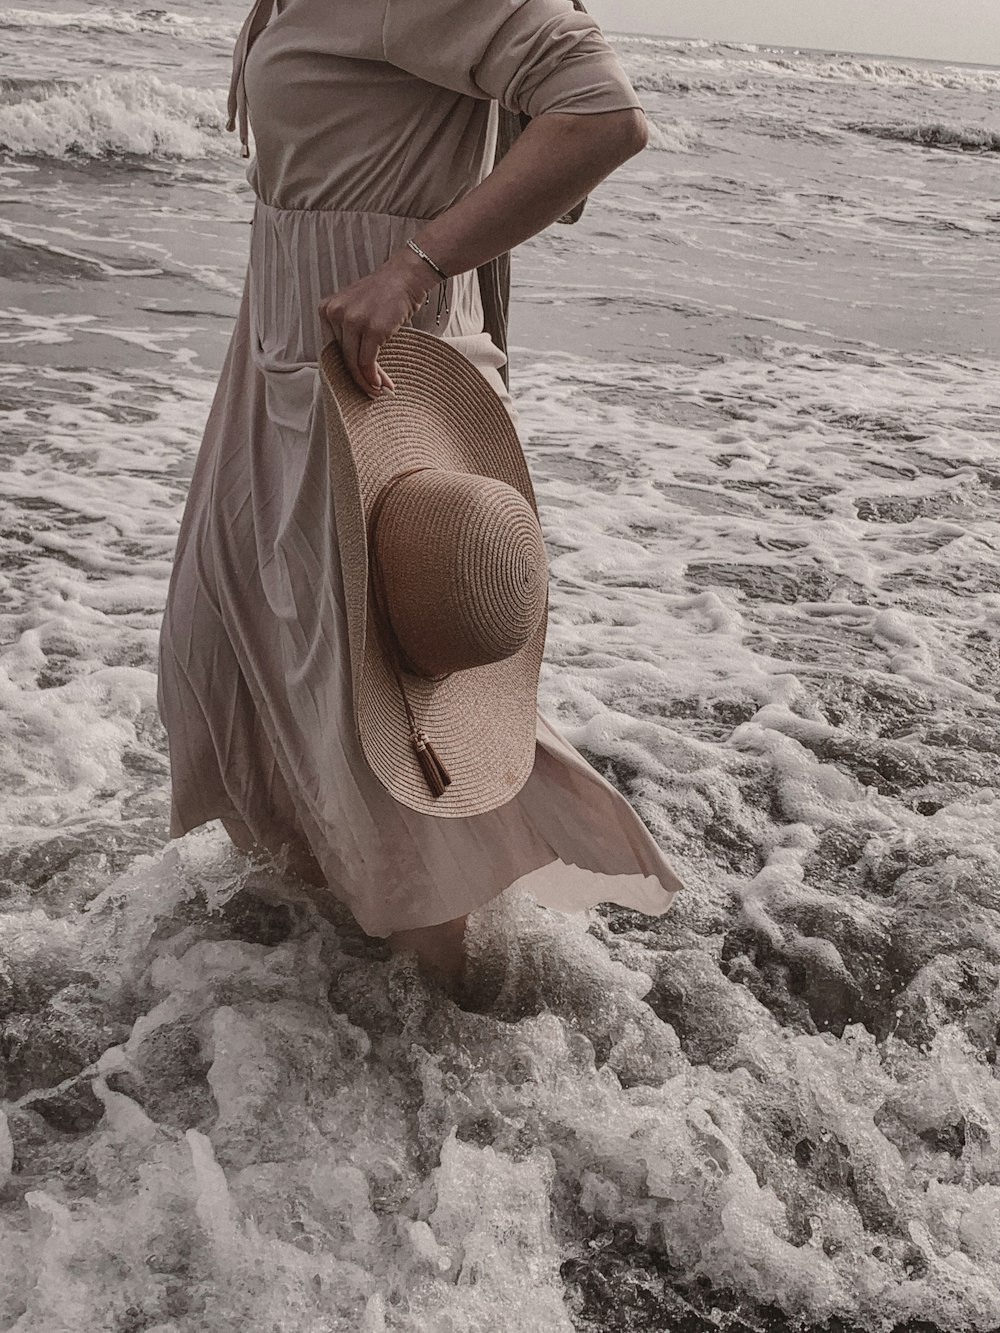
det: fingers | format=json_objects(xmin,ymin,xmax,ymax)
[
  {"xmin": 318, "ymin": 281, "xmax": 408, "ymax": 401},
  {"xmin": 358, "ymin": 330, "xmax": 384, "ymax": 397},
  {"xmin": 339, "ymin": 323, "xmax": 381, "ymax": 400},
  {"xmin": 317, "ymin": 301, "xmax": 389, "ymax": 401},
  {"xmin": 317, "ymin": 299, "xmax": 336, "ymax": 346}
]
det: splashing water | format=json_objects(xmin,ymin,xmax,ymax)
[
  {"xmin": 2, "ymin": 819, "xmax": 999, "ymax": 1331},
  {"xmin": 1, "ymin": 342, "xmax": 999, "ymax": 1330}
]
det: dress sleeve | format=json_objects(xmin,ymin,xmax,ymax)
[{"xmin": 381, "ymin": 0, "xmax": 642, "ymax": 118}]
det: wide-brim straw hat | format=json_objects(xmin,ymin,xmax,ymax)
[{"xmin": 318, "ymin": 327, "xmax": 549, "ymax": 818}]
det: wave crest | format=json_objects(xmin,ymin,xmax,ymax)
[
  {"xmin": 0, "ymin": 72, "xmax": 232, "ymax": 161},
  {"xmin": 627, "ymin": 47, "xmax": 1000, "ymax": 96},
  {"xmin": 850, "ymin": 121, "xmax": 1000, "ymax": 152},
  {"xmin": 646, "ymin": 117, "xmax": 701, "ymax": 153},
  {"xmin": 0, "ymin": 6, "xmax": 236, "ymax": 40}
]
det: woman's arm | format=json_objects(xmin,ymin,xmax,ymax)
[{"xmin": 318, "ymin": 107, "xmax": 648, "ymax": 397}]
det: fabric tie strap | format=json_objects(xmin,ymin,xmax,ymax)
[{"xmin": 226, "ymin": 0, "xmax": 276, "ymax": 158}]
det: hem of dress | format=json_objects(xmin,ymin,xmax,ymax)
[
  {"xmin": 165, "ymin": 804, "xmax": 680, "ymax": 938},
  {"xmin": 168, "ymin": 807, "xmax": 242, "ymax": 845}
]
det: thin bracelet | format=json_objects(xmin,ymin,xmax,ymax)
[
  {"xmin": 406, "ymin": 238, "xmax": 449, "ymax": 283},
  {"xmin": 406, "ymin": 239, "xmax": 451, "ymax": 326}
]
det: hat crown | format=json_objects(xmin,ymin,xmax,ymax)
[{"xmin": 375, "ymin": 469, "xmax": 547, "ymax": 678}]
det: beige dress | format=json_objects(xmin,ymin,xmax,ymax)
[{"xmin": 156, "ymin": 0, "xmax": 687, "ymax": 937}]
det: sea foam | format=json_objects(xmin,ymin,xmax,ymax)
[{"xmin": 2, "ymin": 339, "xmax": 1000, "ymax": 1327}]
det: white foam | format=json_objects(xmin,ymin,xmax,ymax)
[{"xmin": 1, "ymin": 823, "xmax": 998, "ymax": 1327}]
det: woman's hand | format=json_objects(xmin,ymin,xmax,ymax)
[{"xmin": 318, "ymin": 247, "xmax": 435, "ymax": 398}]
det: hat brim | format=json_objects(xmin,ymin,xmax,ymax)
[{"xmin": 318, "ymin": 327, "xmax": 548, "ymax": 817}]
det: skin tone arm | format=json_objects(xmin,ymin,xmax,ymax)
[{"xmin": 318, "ymin": 107, "xmax": 649, "ymax": 397}]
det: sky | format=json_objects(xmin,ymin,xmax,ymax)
[{"xmin": 586, "ymin": 0, "xmax": 1000, "ymax": 67}]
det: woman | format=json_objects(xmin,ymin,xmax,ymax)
[{"xmin": 157, "ymin": 0, "xmax": 686, "ymax": 989}]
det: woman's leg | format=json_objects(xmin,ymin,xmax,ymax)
[
  {"xmin": 388, "ymin": 916, "xmax": 468, "ymax": 986},
  {"xmin": 225, "ymin": 816, "xmax": 468, "ymax": 985}
]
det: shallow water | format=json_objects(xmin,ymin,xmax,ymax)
[{"xmin": 2, "ymin": 6, "xmax": 1000, "ymax": 1330}]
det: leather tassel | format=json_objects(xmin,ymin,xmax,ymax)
[{"xmin": 412, "ymin": 729, "xmax": 452, "ymax": 798}]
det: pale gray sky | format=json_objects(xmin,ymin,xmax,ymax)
[{"xmin": 587, "ymin": 0, "xmax": 1000, "ymax": 67}]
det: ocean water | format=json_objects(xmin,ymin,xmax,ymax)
[{"xmin": 2, "ymin": 3, "xmax": 1000, "ymax": 1329}]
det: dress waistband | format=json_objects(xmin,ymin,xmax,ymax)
[{"xmin": 252, "ymin": 197, "xmax": 437, "ymax": 224}]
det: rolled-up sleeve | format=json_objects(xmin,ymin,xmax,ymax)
[{"xmin": 381, "ymin": 0, "xmax": 642, "ymax": 117}]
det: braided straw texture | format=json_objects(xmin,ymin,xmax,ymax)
[
  {"xmin": 379, "ymin": 470, "xmax": 547, "ymax": 676},
  {"xmin": 318, "ymin": 327, "xmax": 549, "ymax": 817}
]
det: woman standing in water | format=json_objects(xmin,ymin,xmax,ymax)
[{"xmin": 157, "ymin": 0, "xmax": 685, "ymax": 990}]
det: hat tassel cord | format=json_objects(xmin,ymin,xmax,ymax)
[
  {"xmin": 383, "ymin": 609, "xmax": 453, "ymax": 797},
  {"xmin": 378, "ymin": 622, "xmax": 454, "ymax": 798},
  {"xmin": 369, "ymin": 468, "xmax": 453, "ymax": 798},
  {"xmin": 398, "ymin": 678, "xmax": 452, "ymax": 797},
  {"xmin": 412, "ymin": 727, "xmax": 452, "ymax": 798}
]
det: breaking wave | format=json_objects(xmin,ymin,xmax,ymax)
[
  {"xmin": 3, "ymin": 820, "xmax": 1000, "ymax": 1331},
  {"xmin": 850, "ymin": 120, "xmax": 1000, "ymax": 153},
  {"xmin": 645, "ymin": 116, "xmax": 701, "ymax": 153},
  {"xmin": 0, "ymin": 6, "xmax": 237, "ymax": 41},
  {"xmin": 802, "ymin": 56, "xmax": 1000, "ymax": 93},
  {"xmin": 0, "ymin": 72, "xmax": 233, "ymax": 161},
  {"xmin": 627, "ymin": 47, "xmax": 1000, "ymax": 96}
]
